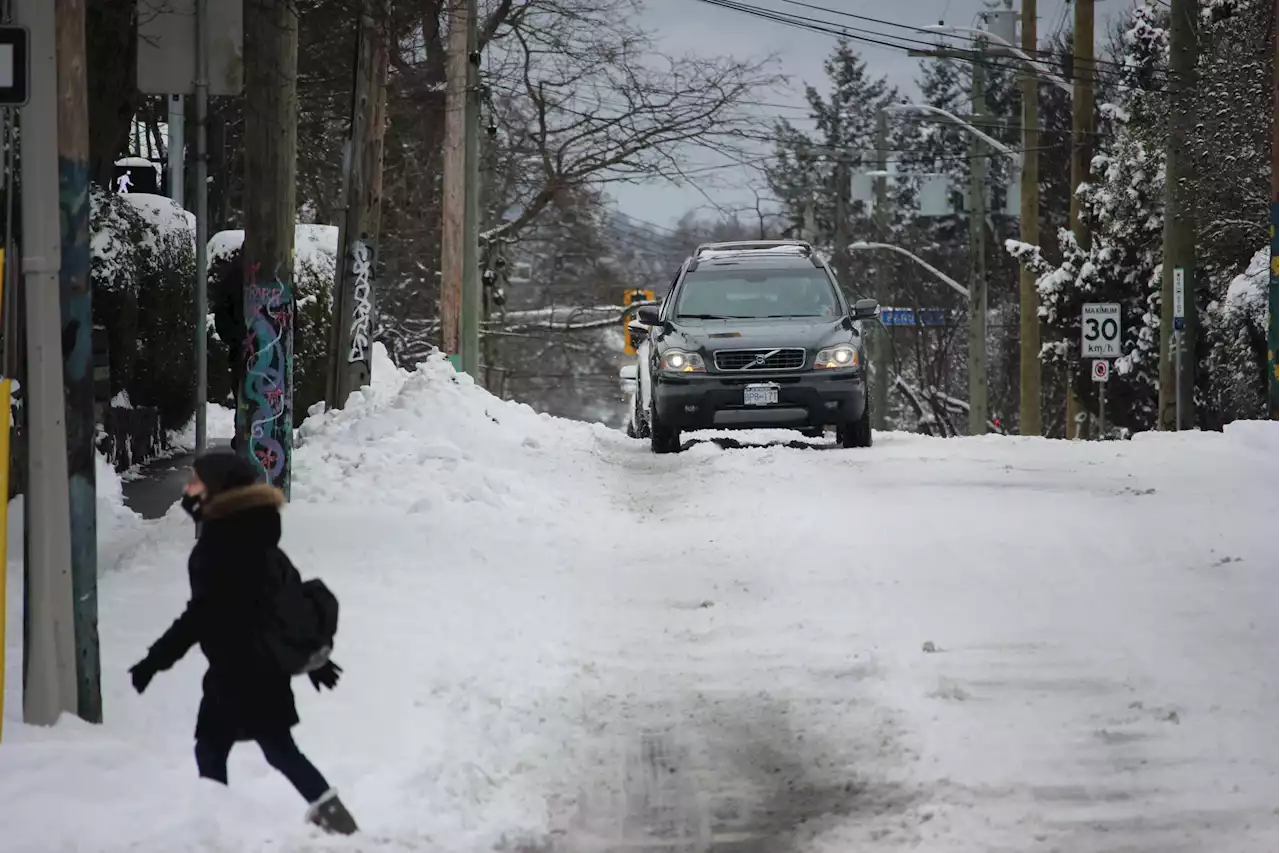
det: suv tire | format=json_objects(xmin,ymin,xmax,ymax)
[
  {"xmin": 649, "ymin": 401, "xmax": 681, "ymax": 454},
  {"xmin": 839, "ymin": 408, "xmax": 872, "ymax": 449},
  {"xmin": 634, "ymin": 390, "xmax": 651, "ymax": 439}
]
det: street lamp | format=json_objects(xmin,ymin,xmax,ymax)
[
  {"xmin": 847, "ymin": 241, "xmax": 969, "ymax": 299},
  {"xmin": 884, "ymin": 103, "xmax": 1022, "ymax": 167},
  {"xmin": 921, "ymin": 24, "xmax": 1072, "ymax": 96}
]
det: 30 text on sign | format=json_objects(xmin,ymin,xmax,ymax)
[{"xmin": 1081, "ymin": 303, "xmax": 1121, "ymax": 359}]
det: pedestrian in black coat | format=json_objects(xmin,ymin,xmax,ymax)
[{"xmin": 129, "ymin": 450, "xmax": 357, "ymax": 835}]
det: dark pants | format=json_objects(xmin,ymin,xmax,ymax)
[{"xmin": 195, "ymin": 730, "xmax": 330, "ymax": 803}]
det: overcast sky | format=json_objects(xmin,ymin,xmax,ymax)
[{"xmin": 608, "ymin": 0, "xmax": 1104, "ymax": 231}]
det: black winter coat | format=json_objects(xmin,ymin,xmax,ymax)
[{"xmin": 143, "ymin": 484, "xmax": 300, "ymax": 741}]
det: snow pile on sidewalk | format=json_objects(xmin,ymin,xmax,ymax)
[{"xmin": 170, "ymin": 403, "xmax": 239, "ymax": 451}]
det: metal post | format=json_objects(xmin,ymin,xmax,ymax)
[
  {"xmin": 16, "ymin": 0, "xmax": 78, "ymax": 725},
  {"xmin": 167, "ymin": 94, "xmax": 185, "ymax": 208},
  {"xmin": 460, "ymin": 0, "xmax": 481, "ymax": 377},
  {"xmin": 871, "ymin": 110, "xmax": 890, "ymax": 432},
  {"xmin": 1174, "ymin": 329, "xmax": 1182, "ymax": 430},
  {"xmin": 193, "ymin": 0, "xmax": 209, "ymax": 452},
  {"xmin": 1098, "ymin": 377, "xmax": 1106, "ymax": 438},
  {"xmin": 967, "ymin": 38, "xmax": 989, "ymax": 436}
]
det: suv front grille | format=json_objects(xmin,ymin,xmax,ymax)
[{"xmin": 714, "ymin": 348, "xmax": 807, "ymax": 371}]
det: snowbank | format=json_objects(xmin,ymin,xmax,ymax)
[{"xmin": 169, "ymin": 403, "xmax": 239, "ymax": 452}]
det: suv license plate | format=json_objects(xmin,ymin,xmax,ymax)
[{"xmin": 744, "ymin": 384, "xmax": 778, "ymax": 406}]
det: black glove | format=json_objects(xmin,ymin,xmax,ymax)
[
  {"xmin": 129, "ymin": 659, "xmax": 156, "ymax": 694},
  {"xmin": 309, "ymin": 661, "xmax": 342, "ymax": 692}
]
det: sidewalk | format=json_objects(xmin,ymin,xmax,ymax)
[{"xmin": 120, "ymin": 441, "xmax": 230, "ymax": 520}]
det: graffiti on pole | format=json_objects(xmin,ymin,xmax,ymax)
[
  {"xmin": 1269, "ymin": 203, "xmax": 1277, "ymax": 418},
  {"xmin": 241, "ymin": 263, "xmax": 294, "ymax": 496},
  {"xmin": 347, "ymin": 240, "xmax": 374, "ymax": 365}
]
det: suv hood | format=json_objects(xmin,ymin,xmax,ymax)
[{"xmin": 669, "ymin": 316, "xmax": 857, "ymax": 352}]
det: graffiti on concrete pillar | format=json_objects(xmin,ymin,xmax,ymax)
[
  {"xmin": 242, "ymin": 262, "xmax": 294, "ymax": 495},
  {"xmin": 347, "ymin": 240, "xmax": 374, "ymax": 365}
]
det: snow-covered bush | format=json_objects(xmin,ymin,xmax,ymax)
[
  {"xmin": 91, "ymin": 188, "xmax": 198, "ymax": 431},
  {"xmin": 1203, "ymin": 247, "xmax": 1270, "ymax": 424}
]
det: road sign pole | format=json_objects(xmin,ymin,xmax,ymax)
[
  {"xmin": 1098, "ymin": 377, "xmax": 1106, "ymax": 438},
  {"xmin": 1173, "ymin": 267, "xmax": 1186, "ymax": 431}
]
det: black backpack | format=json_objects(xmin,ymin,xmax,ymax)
[{"xmin": 258, "ymin": 553, "xmax": 339, "ymax": 676}]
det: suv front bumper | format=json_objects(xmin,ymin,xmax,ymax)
[{"xmin": 653, "ymin": 369, "xmax": 866, "ymax": 431}]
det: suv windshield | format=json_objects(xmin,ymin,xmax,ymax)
[{"xmin": 675, "ymin": 268, "xmax": 841, "ymax": 319}]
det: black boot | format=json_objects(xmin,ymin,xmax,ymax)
[{"xmin": 306, "ymin": 789, "xmax": 358, "ymax": 835}]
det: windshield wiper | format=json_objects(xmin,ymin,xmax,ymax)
[
  {"xmin": 762, "ymin": 313, "xmax": 824, "ymax": 318},
  {"xmin": 676, "ymin": 313, "xmax": 741, "ymax": 319}
]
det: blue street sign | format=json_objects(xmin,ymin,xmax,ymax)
[{"xmin": 879, "ymin": 307, "xmax": 948, "ymax": 327}]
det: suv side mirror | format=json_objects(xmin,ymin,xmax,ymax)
[
  {"xmin": 636, "ymin": 305, "xmax": 661, "ymax": 326},
  {"xmin": 851, "ymin": 298, "xmax": 880, "ymax": 320},
  {"xmin": 619, "ymin": 364, "xmax": 638, "ymax": 382}
]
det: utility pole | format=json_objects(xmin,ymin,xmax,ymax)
[
  {"xmin": 967, "ymin": 39, "xmax": 989, "ymax": 436},
  {"xmin": 329, "ymin": 0, "xmax": 389, "ymax": 406},
  {"xmin": 55, "ymin": 0, "xmax": 100, "ymax": 724},
  {"xmin": 16, "ymin": 0, "xmax": 78, "ymax": 727},
  {"xmin": 1158, "ymin": 0, "xmax": 1198, "ymax": 431},
  {"xmin": 1270, "ymin": 0, "xmax": 1278, "ymax": 419},
  {"xmin": 1018, "ymin": 0, "xmax": 1041, "ymax": 436},
  {"xmin": 441, "ymin": 0, "xmax": 480, "ymax": 374},
  {"xmin": 1067, "ymin": 0, "xmax": 1094, "ymax": 439},
  {"xmin": 871, "ymin": 110, "xmax": 890, "ymax": 432},
  {"xmin": 461, "ymin": 4, "xmax": 480, "ymax": 379},
  {"xmin": 240, "ymin": 0, "xmax": 299, "ymax": 495},
  {"xmin": 832, "ymin": 151, "xmax": 849, "ymax": 293},
  {"xmin": 193, "ymin": 0, "xmax": 209, "ymax": 452}
]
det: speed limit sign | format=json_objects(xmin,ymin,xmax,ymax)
[{"xmin": 1081, "ymin": 303, "xmax": 1121, "ymax": 358}]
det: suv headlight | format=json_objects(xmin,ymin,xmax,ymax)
[
  {"xmin": 814, "ymin": 345, "xmax": 858, "ymax": 369},
  {"xmin": 660, "ymin": 350, "xmax": 706, "ymax": 373}
]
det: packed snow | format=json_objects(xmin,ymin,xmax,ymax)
[
  {"xmin": 2, "ymin": 344, "xmax": 1276, "ymax": 852},
  {"xmin": 170, "ymin": 403, "xmax": 239, "ymax": 452}
]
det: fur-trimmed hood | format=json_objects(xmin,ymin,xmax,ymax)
[{"xmin": 201, "ymin": 483, "xmax": 285, "ymax": 522}]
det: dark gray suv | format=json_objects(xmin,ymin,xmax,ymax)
[{"xmin": 635, "ymin": 240, "xmax": 879, "ymax": 453}]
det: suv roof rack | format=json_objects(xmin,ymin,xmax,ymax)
[
  {"xmin": 689, "ymin": 239, "xmax": 824, "ymax": 271},
  {"xmin": 695, "ymin": 239, "xmax": 813, "ymax": 257}
]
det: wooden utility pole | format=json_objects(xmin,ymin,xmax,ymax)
[
  {"xmin": 329, "ymin": 0, "xmax": 389, "ymax": 406},
  {"xmin": 1066, "ymin": 0, "xmax": 1094, "ymax": 439},
  {"xmin": 967, "ymin": 41, "xmax": 989, "ymax": 436},
  {"xmin": 871, "ymin": 110, "xmax": 890, "ymax": 431},
  {"xmin": 1158, "ymin": 0, "xmax": 1199, "ymax": 430},
  {"xmin": 440, "ymin": 0, "xmax": 479, "ymax": 370},
  {"xmin": 55, "ymin": 0, "xmax": 100, "ymax": 724},
  {"xmin": 240, "ymin": 0, "xmax": 299, "ymax": 495},
  {"xmin": 1018, "ymin": 0, "xmax": 1041, "ymax": 436},
  {"xmin": 1270, "ymin": 0, "xmax": 1278, "ymax": 419}
]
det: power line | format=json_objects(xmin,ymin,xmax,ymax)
[{"xmin": 690, "ymin": 0, "xmax": 1177, "ymax": 92}]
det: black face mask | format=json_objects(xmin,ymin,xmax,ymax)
[{"xmin": 180, "ymin": 492, "xmax": 204, "ymax": 522}]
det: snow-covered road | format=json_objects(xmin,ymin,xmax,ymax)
[{"xmin": 3, "ymin": 349, "xmax": 1277, "ymax": 853}]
